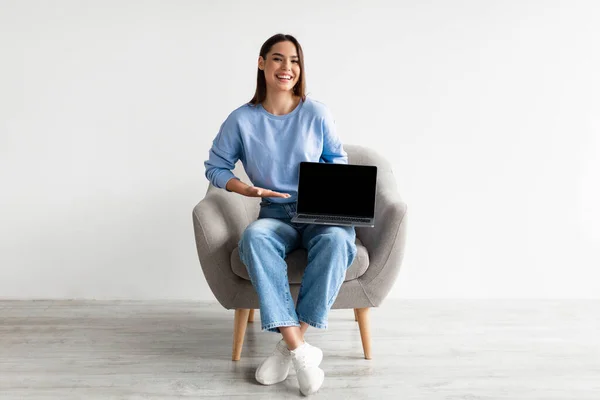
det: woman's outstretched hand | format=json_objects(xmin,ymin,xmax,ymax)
[
  {"xmin": 244, "ymin": 186, "xmax": 291, "ymax": 199},
  {"xmin": 225, "ymin": 178, "xmax": 290, "ymax": 198}
]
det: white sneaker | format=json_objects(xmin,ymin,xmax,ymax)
[
  {"xmin": 255, "ymin": 339, "xmax": 292, "ymax": 385},
  {"xmin": 290, "ymin": 342, "xmax": 324, "ymax": 396}
]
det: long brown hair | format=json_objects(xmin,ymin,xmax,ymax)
[{"xmin": 249, "ymin": 33, "xmax": 307, "ymax": 105}]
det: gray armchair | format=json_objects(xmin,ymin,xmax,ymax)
[{"xmin": 192, "ymin": 144, "xmax": 407, "ymax": 360}]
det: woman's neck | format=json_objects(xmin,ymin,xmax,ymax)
[{"xmin": 261, "ymin": 92, "xmax": 300, "ymax": 116}]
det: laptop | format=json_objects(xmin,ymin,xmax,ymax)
[{"xmin": 290, "ymin": 161, "xmax": 377, "ymax": 227}]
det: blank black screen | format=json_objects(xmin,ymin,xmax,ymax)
[{"xmin": 297, "ymin": 162, "xmax": 377, "ymax": 217}]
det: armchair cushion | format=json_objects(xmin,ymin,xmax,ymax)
[{"xmin": 230, "ymin": 237, "xmax": 370, "ymax": 284}]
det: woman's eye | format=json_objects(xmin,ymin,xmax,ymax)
[{"xmin": 292, "ymin": 60, "xmax": 298, "ymax": 63}]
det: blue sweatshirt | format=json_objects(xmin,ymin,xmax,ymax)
[{"xmin": 204, "ymin": 97, "xmax": 348, "ymax": 204}]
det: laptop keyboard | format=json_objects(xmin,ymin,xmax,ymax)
[{"xmin": 297, "ymin": 215, "xmax": 371, "ymax": 223}]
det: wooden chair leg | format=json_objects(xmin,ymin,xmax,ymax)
[
  {"xmin": 354, "ymin": 308, "xmax": 358, "ymax": 321},
  {"xmin": 355, "ymin": 307, "xmax": 372, "ymax": 359},
  {"xmin": 248, "ymin": 309, "xmax": 255, "ymax": 323},
  {"xmin": 232, "ymin": 309, "xmax": 250, "ymax": 361}
]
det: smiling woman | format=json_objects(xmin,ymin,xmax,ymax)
[
  {"xmin": 249, "ymin": 34, "xmax": 307, "ymax": 114},
  {"xmin": 203, "ymin": 33, "xmax": 353, "ymax": 396}
]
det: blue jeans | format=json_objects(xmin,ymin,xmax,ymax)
[{"xmin": 238, "ymin": 199, "xmax": 357, "ymax": 333}]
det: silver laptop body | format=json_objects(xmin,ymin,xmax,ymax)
[{"xmin": 290, "ymin": 162, "xmax": 377, "ymax": 227}]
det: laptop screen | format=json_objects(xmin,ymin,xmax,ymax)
[{"xmin": 296, "ymin": 162, "xmax": 377, "ymax": 218}]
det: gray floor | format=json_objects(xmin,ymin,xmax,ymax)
[{"xmin": 1, "ymin": 300, "xmax": 599, "ymax": 399}]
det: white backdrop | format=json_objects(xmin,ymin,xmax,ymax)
[{"xmin": 1, "ymin": 0, "xmax": 599, "ymax": 299}]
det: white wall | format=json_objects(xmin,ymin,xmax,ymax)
[{"xmin": 1, "ymin": 0, "xmax": 599, "ymax": 300}]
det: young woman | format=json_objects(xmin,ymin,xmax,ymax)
[{"xmin": 204, "ymin": 33, "xmax": 357, "ymax": 396}]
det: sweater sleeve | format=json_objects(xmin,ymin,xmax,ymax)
[
  {"xmin": 204, "ymin": 114, "xmax": 243, "ymax": 191},
  {"xmin": 319, "ymin": 107, "xmax": 348, "ymax": 164}
]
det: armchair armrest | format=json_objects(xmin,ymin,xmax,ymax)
[
  {"xmin": 192, "ymin": 185, "xmax": 256, "ymax": 306},
  {"xmin": 355, "ymin": 189, "xmax": 408, "ymax": 305}
]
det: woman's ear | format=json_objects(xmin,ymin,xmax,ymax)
[{"xmin": 258, "ymin": 56, "xmax": 265, "ymax": 71}]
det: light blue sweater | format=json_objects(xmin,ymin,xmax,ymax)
[{"xmin": 204, "ymin": 97, "xmax": 348, "ymax": 203}]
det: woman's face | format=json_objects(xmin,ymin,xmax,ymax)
[{"xmin": 259, "ymin": 41, "xmax": 301, "ymax": 95}]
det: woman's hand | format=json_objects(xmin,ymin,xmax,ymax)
[
  {"xmin": 225, "ymin": 178, "xmax": 290, "ymax": 198},
  {"xmin": 243, "ymin": 186, "xmax": 291, "ymax": 199}
]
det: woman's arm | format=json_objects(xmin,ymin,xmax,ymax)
[{"xmin": 320, "ymin": 108, "xmax": 348, "ymax": 164}]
